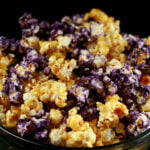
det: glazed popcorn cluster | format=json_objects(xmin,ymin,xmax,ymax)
[{"xmin": 0, "ymin": 8, "xmax": 150, "ymax": 148}]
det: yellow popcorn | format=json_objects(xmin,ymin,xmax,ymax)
[
  {"xmin": 145, "ymin": 36, "xmax": 150, "ymax": 45},
  {"xmin": 66, "ymin": 128, "xmax": 96, "ymax": 148},
  {"xmin": 36, "ymin": 80, "xmax": 67, "ymax": 108},
  {"xmin": 115, "ymin": 122, "xmax": 126, "ymax": 135},
  {"xmin": 141, "ymin": 96, "xmax": 150, "ymax": 112},
  {"xmin": 67, "ymin": 114, "xmax": 85, "ymax": 131},
  {"xmin": 49, "ymin": 109, "xmax": 63, "ymax": 125},
  {"xmin": 106, "ymin": 58, "xmax": 122, "ymax": 74},
  {"xmin": 49, "ymin": 124, "xmax": 67, "ymax": 146},
  {"xmin": 57, "ymin": 36, "xmax": 72, "ymax": 49},
  {"xmin": 49, "ymin": 56, "xmax": 77, "ymax": 81},
  {"xmin": 84, "ymin": 8, "xmax": 109, "ymax": 23},
  {"xmin": 95, "ymin": 36, "xmax": 109, "ymax": 56},
  {"xmin": 97, "ymin": 95, "xmax": 128, "ymax": 128},
  {"xmin": 0, "ymin": 105, "xmax": 6, "ymax": 124},
  {"xmin": 20, "ymin": 36, "xmax": 39, "ymax": 50},
  {"xmin": 5, "ymin": 106, "xmax": 21, "ymax": 128},
  {"xmin": 39, "ymin": 40, "xmax": 58, "ymax": 54},
  {"xmin": 21, "ymin": 92, "xmax": 43, "ymax": 117},
  {"xmin": 96, "ymin": 128, "xmax": 120, "ymax": 146},
  {"xmin": 0, "ymin": 53, "xmax": 14, "ymax": 91},
  {"xmin": 106, "ymin": 32, "xmax": 127, "ymax": 59}
]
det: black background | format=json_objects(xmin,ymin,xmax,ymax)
[{"xmin": 0, "ymin": 0, "xmax": 149, "ymax": 38}]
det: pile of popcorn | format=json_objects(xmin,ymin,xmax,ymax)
[{"xmin": 0, "ymin": 8, "xmax": 150, "ymax": 148}]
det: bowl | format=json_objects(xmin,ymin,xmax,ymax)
[{"xmin": 1, "ymin": 124, "xmax": 150, "ymax": 150}]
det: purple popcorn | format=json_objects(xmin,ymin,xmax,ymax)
[
  {"xmin": 33, "ymin": 118, "xmax": 50, "ymax": 130},
  {"xmin": 127, "ymin": 111, "xmax": 150, "ymax": 136},
  {"xmin": 17, "ymin": 119, "xmax": 35, "ymax": 137},
  {"xmin": 26, "ymin": 48, "xmax": 39, "ymax": 62},
  {"xmin": 2, "ymin": 71, "xmax": 23, "ymax": 105},
  {"xmin": 50, "ymin": 21, "xmax": 75, "ymax": 39},
  {"xmin": 32, "ymin": 112, "xmax": 50, "ymax": 141},
  {"xmin": 34, "ymin": 129, "xmax": 49, "ymax": 141},
  {"xmin": 19, "ymin": 13, "xmax": 39, "ymax": 37},
  {"xmin": 17, "ymin": 110, "xmax": 50, "ymax": 141},
  {"xmin": 19, "ymin": 13, "xmax": 51, "ymax": 39},
  {"xmin": 80, "ymin": 75, "xmax": 106, "ymax": 99},
  {"xmin": 50, "ymin": 29, "xmax": 63, "ymax": 39},
  {"xmin": 103, "ymin": 75, "xmax": 118, "ymax": 95},
  {"xmin": 78, "ymin": 49, "xmax": 93, "ymax": 67},
  {"xmin": 79, "ymin": 27, "xmax": 90, "ymax": 41},
  {"xmin": 37, "ymin": 21, "xmax": 51, "ymax": 39},
  {"xmin": 0, "ymin": 36, "xmax": 9, "ymax": 51},
  {"xmin": 72, "ymin": 14, "xmax": 84, "ymax": 25},
  {"xmin": 9, "ymin": 91, "xmax": 23, "ymax": 105},
  {"xmin": 90, "ymin": 22, "xmax": 104, "ymax": 37},
  {"xmin": 91, "ymin": 68, "xmax": 103, "ymax": 76},
  {"xmin": 69, "ymin": 84, "xmax": 90, "ymax": 107},
  {"xmin": 90, "ymin": 77, "xmax": 104, "ymax": 94},
  {"xmin": 123, "ymin": 33, "xmax": 140, "ymax": 50},
  {"xmin": 79, "ymin": 106, "xmax": 98, "ymax": 121}
]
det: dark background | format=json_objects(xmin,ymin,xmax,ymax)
[{"xmin": 0, "ymin": 0, "xmax": 149, "ymax": 38}]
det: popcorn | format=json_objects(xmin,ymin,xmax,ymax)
[
  {"xmin": 57, "ymin": 36, "xmax": 72, "ymax": 49},
  {"xmin": 97, "ymin": 95, "xmax": 129, "ymax": 128},
  {"xmin": 49, "ymin": 124, "xmax": 67, "ymax": 146},
  {"xmin": 49, "ymin": 109, "xmax": 63, "ymax": 125},
  {"xmin": 39, "ymin": 41, "xmax": 58, "ymax": 54},
  {"xmin": 21, "ymin": 92, "xmax": 43, "ymax": 116},
  {"xmin": 66, "ymin": 128, "xmax": 96, "ymax": 147},
  {"xmin": 20, "ymin": 36, "xmax": 39, "ymax": 50},
  {"xmin": 96, "ymin": 128, "xmax": 119, "ymax": 146},
  {"xmin": 95, "ymin": 36, "xmax": 109, "ymax": 56},
  {"xmin": 49, "ymin": 56, "xmax": 77, "ymax": 81},
  {"xmin": 1, "ymin": 8, "xmax": 150, "ymax": 148},
  {"xmin": 5, "ymin": 106, "xmax": 21, "ymax": 128},
  {"xmin": 0, "ymin": 105, "xmax": 5, "ymax": 124},
  {"xmin": 90, "ymin": 22, "xmax": 104, "ymax": 37},
  {"xmin": 37, "ymin": 80, "xmax": 67, "ymax": 108}
]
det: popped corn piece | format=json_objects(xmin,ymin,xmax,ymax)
[
  {"xmin": 97, "ymin": 95, "xmax": 128, "ymax": 128},
  {"xmin": 49, "ymin": 125, "xmax": 67, "ymax": 146},
  {"xmin": 106, "ymin": 33, "xmax": 127, "ymax": 59},
  {"xmin": 0, "ymin": 53, "xmax": 13, "ymax": 91},
  {"xmin": 96, "ymin": 128, "xmax": 119, "ymax": 146},
  {"xmin": 20, "ymin": 36, "xmax": 39, "ymax": 50},
  {"xmin": 21, "ymin": 92, "xmax": 43, "ymax": 116},
  {"xmin": 37, "ymin": 80, "xmax": 67, "ymax": 108},
  {"xmin": 106, "ymin": 58, "xmax": 122, "ymax": 73},
  {"xmin": 141, "ymin": 97, "xmax": 150, "ymax": 112},
  {"xmin": 0, "ymin": 105, "xmax": 5, "ymax": 124},
  {"xmin": 95, "ymin": 36, "xmax": 109, "ymax": 56},
  {"xmin": 39, "ymin": 40, "xmax": 58, "ymax": 54},
  {"xmin": 140, "ymin": 75, "xmax": 150, "ymax": 86},
  {"xmin": 145, "ymin": 36, "xmax": 150, "ymax": 45},
  {"xmin": 68, "ymin": 107, "xmax": 79, "ymax": 115},
  {"xmin": 66, "ymin": 128, "xmax": 96, "ymax": 148},
  {"xmin": 5, "ymin": 106, "xmax": 21, "ymax": 128},
  {"xmin": 49, "ymin": 109, "xmax": 63, "ymax": 125},
  {"xmin": 115, "ymin": 122, "xmax": 126, "ymax": 135},
  {"xmin": 57, "ymin": 36, "xmax": 72, "ymax": 49},
  {"xmin": 84, "ymin": 8, "xmax": 109, "ymax": 23},
  {"xmin": 49, "ymin": 56, "xmax": 77, "ymax": 81},
  {"xmin": 67, "ymin": 114, "xmax": 85, "ymax": 131}
]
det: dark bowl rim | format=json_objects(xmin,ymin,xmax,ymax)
[{"xmin": 1, "ymin": 124, "xmax": 150, "ymax": 149}]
